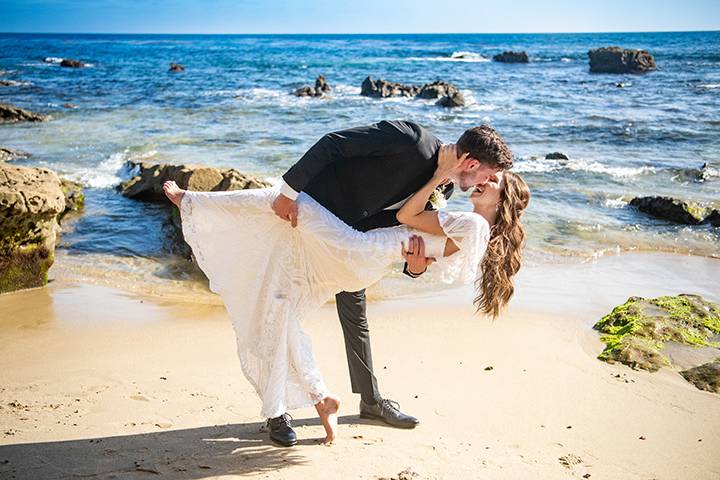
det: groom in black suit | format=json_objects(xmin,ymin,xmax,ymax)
[{"xmin": 269, "ymin": 120, "xmax": 513, "ymax": 446}]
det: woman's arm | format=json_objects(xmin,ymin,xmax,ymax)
[{"xmin": 396, "ymin": 144, "xmax": 468, "ymax": 235}]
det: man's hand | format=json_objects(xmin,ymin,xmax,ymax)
[
  {"xmin": 272, "ymin": 193, "xmax": 298, "ymax": 227},
  {"xmin": 435, "ymin": 144, "xmax": 468, "ymax": 180},
  {"xmin": 401, "ymin": 235, "xmax": 436, "ymax": 276}
]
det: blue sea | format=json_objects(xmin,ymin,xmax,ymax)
[{"xmin": 1, "ymin": 32, "xmax": 718, "ymax": 292}]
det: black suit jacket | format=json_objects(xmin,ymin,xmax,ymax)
[{"xmin": 283, "ymin": 120, "xmax": 453, "ymax": 233}]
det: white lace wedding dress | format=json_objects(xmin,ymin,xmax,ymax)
[{"xmin": 179, "ymin": 186, "xmax": 489, "ymax": 418}]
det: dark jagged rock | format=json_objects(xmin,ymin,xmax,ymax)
[
  {"xmin": 169, "ymin": 63, "xmax": 185, "ymax": 72},
  {"xmin": 593, "ymin": 294, "xmax": 720, "ymax": 373},
  {"xmin": 0, "ymin": 164, "xmax": 67, "ymax": 293},
  {"xmin": 0, "ymin": 147, "xmax": 31, "ymax": 162},
  {"xmin": 0, "ymin": 80, "xmax": 18, "ymax": 87},
  {"xmin": 588, "ymin": 46, "xmax": 656, "ymax": 74},
  {"xmin": 703, "ymin": 209, "xmax": 720, "ymax": 227},
  {"xmin": 436, "ymin": 91, "xmax": 466, "ymax": 108},
  {"xmin": 118, "ymin": 161, "xmax": 270, "ymax": 202},
  {"xmin": 360, "ymin": 76, "xmax": 463, "ymax": 107},
  {"xmin": 0, "ymin": 103, "xmax": 48, "ymax": 123},
  {"xmin": 294, "ymin": 75, "xmax": 332, "ymax": 97},
  {"xmin": 492, "ymin": 51, "xmax": 529, "ymax": 63},
  {"xmin": 417, "ymin": 80, "xmax": 459, "ymax": 99},
  {"xmin": 545, "ymin": 152, "xmax": 569, "ymax": 160},
  {"xmin": 680, "ymin": 359, "xmax": 720, "ymax": 394},
  {"xmin": 62, "ymin": 103, "xmax": 77, "ymax": 109},
  {"xmin": 361, "ymin": 76, "xmax": 419, "ymax": 98},
  {"xmin": 630, "ymin": 196, "xmax": 708, "ymax": 225},
  {"xmin": 60, "ymin": 58, "xmax": 85, "ymax": 68}
]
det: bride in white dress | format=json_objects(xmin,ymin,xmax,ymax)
[{"xmin": 162, "ymin": 148, "xmax": 530, "ymax": 444}]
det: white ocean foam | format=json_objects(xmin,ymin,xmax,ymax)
[
  {"xmin": 42, "ymin": 57, "xmax": 94, "ymax": 67},
  {"xmin": 407, "ymin": 51, "xmax": 490, "ymax": 63},
  {"xmin": 67, "ymin": 149, "xmax": 157, "ymax": 188},
  {"xmin": 604, "ymin": 197, "xmax": 629, "ymax": 208},
  {"xmin": 561, "ymin": 57, "xmax": 572, "ymax": 62},
  {"xmin": 698, "ymin": 83, "xmax": 720, "ymax": 89},
  {"xmin": 514, "ymin": 157, "xmax": 656, "ymax": 178}
]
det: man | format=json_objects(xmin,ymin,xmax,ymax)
[{"xmin": 269, "ymin": 120, "xmax": 513, "ymax": 446}]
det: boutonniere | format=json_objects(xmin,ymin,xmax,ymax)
[{"xmin": 428, "ymin": 187, "xmax": 448, "ymax": 210}]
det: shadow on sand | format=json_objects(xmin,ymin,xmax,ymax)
[{"xmin": 0, "ymin": 415, "xmax": 393, "ymax": 479}]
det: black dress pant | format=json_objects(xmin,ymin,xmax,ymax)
[{"xmin": 335, "ymin": 289, "xmax": 381, "ymax": 404}]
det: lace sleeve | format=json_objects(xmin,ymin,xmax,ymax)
[{"xmin": 427, "ymin": 211, "xmax": 491, "ymax": 285}]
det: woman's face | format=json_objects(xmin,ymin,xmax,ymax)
[{"xmin": 470, "ymin": 171, "xmax": 504, "ymax": 210}]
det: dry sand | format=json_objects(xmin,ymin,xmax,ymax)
[{"xmin": 0, "ymin": 252, "xmax": 719, "ymax": 479}]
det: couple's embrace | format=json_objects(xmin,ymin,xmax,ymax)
[{"xmin": 162, "ymin": 120, "xmax": 530, "ymax": 446}]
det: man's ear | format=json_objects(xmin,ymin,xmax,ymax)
[{"xmin": 464, "ymin": 158, "xmax": 480, "ymax": 171}]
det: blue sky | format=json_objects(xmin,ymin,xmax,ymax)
[{"xmin": 1, "ymin": 0, "xmax": 718, "ymax": 34}]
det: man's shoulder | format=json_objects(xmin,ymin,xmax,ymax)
[{"xmin": 378, "ymin": 119, "xmax": 430, "ymax": 138}]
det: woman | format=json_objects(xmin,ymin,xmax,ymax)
[{"xmin": 162, "ymin": 146, "xmax": 530, "ymax": 444}]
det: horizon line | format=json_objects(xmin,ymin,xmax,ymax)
[{"xmin": 1, "ymin": 29, "xmax": 719, "ymax": 36}]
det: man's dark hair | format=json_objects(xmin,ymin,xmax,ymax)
[{"xmin": 456, "ymin": 125, "xmax": 513, "ymax": 169}]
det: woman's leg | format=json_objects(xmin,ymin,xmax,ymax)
[
  {"xmin": 162, "ymin": 180, "xmax": 185, "ymax": 207},
  {"xmin": 287, "ymin": 318, "xmax": 340, "ymax": 444}
]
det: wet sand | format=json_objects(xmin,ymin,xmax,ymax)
[{"xmin": 0, "ymin": 252, "xmax": 719, "ymax": 479}]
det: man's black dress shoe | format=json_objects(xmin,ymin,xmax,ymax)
[
  {"xmin": 359, "ymin": 398, "xmax": 419, "ymax": 429},
  {"xmin": 267, "ymin": 413, "xmax": 297, "ymax": 447}
]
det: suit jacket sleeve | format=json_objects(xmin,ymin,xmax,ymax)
[{"xmin": 282, "ymin": 120, "xmax": 418, "ymax": 193}]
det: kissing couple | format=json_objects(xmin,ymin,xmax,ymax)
[{"xmin": 163, "ymin": 120, "xmax": 530, "ymax": 445}]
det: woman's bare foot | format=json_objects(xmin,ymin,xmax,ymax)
[
  {"xmin": 314, "ymin": 395, "xmax": 340, "ymax": 445},
  {"xmin": 162, "ymin": 180, "xmax": 185, "ymax": 208}
]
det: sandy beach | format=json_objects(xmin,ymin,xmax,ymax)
[{"xmin": 1, "ymin": 252, "xmax": 718, "ymax": 480}]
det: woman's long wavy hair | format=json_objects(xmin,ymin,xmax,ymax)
[{"xmin": 475, "ymin": 171, "xmax": 530, "ymax": 318}]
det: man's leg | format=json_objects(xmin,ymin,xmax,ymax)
[
  {"xmin": 335, "ymin": 289, "xmax": 419, "ymax": 428},
  {"xmin": 335, "ymin": 289, "xmax": 382, "ymax": 405}
]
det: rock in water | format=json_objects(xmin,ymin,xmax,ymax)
[
  {"xmin": 492, "ymin": 51, "xmax": 529, "ymax": 63},
  {"xmin": 680, "ymin": 359, "xmax": 720, "ymax": 394},
  {"xmin": 417, "ymin": 80, "xmax": 459, "ymax": 99},
  {"xmin": 0, "ymin": 147, "xmax": 32, "ymax": 162},
  {"xmin": 360, "ymin": 76, "xmax": 463, "ymax": 105},
  {"xmin": 169, "ymin": 63, "xmax": 185, "ymax": 72},
  {"xmin": 360, "ymin": 76, "xmax": 420, "ymax": 98},
  {"xmin": 118, "ymin": 161, "xmax": 270, "ymax": 202},
  {"xmin": 630, "ymin": 196, "xmax": 708, "ymax": 224},
  {"xmin": 0, "ymin": 164, "xmax": 67, "ymax": 293},
  {"xmin": 545, "ymin": 152, "xmax": 569, "ymax": 160},
  {"xmin": 588, "ymin": 46, "xmax": 656, "ymax": 74},
  {"xmin": 60, "ymin": 58, "xmax": 85, "ymax": 68},
  {"xmin": 0, "ymin": 103, "xmax": 48, "ymax": 123},
  {"xmin": 59, "ymin": 179, "xmax": 85, "ymax": 218},
  {"xmin": 593, "ymin": 294, "xmax": 720, "ymax": 372},
  {"xmin": 703, "ymin": 209, "xmax": 720, "ymax": 227},
  {"xmin": 436, "ymin": 91, "xmax": 466, "ymax": 108},
  {"xmin": 293, "ymin": 75, "xmax": 332, "ymax": 97}
]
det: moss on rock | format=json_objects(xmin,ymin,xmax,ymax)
[{"xmin": 593, "ymin": 294, "xmax": 720, "ymax": 372}]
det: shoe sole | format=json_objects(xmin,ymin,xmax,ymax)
[
  {"xmin": 269, "ymin": 436, "xmax": 298, "ymax": 447},
  {"xmin": 359, "ymin": 412, "xmax": 419, "ymax": 429}
]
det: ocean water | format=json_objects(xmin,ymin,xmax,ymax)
[{"xmin": 1, "ymin": 32, "xmax": 719, "ymax": 292}]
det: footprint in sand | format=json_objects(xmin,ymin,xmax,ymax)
[{"xmin": 130, "ymin": 395, "xmax": 150, "ymax": 402}]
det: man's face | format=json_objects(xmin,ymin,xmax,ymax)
[{"xmin": 456, "ymin": 160, "xmax": 503, "ymax": 192}]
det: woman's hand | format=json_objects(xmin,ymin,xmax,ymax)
[
  {"xmin": 401, "ymin": 235, "xmax": 436, "ymax": 275},
  {"xmin": 435, "ymin": 144, "xmax": 469, "ymax": 180}
]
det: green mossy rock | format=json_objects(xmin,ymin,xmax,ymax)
[
  {"xmin": 593, "ymin": 294, "xmax": 720, "ymax": 372},
  {"xmin": 59, "ymin": 178, "xmax": 85, "ymax": 218},
  {"xmin": 0, "ymin": 164, "xmax": 66, "ymax": 293}
]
